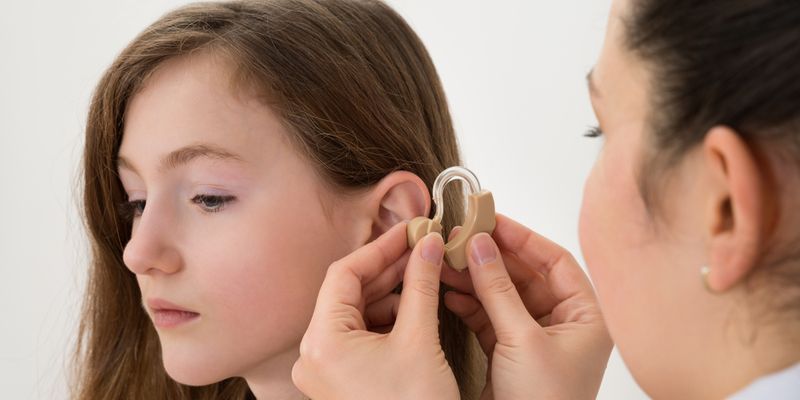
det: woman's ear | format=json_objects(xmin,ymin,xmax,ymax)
[
  {"xmin": 358, "ymin": 171, "xmax": 431, "ymax": 243},
  {"xmin": 702, "ymin": 126, "xmax": 768, "ymax": 292}
]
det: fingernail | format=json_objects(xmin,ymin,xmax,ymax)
[
  {"xmin": 421, "ymin": 232, "xmax": 445, "ymax": 264},
  {"xmin": 470, "ymin": 233, "xmax": 496, "ymax": 266}
]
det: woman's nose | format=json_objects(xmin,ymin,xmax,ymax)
[{"xmin": 122, "ymin": 204, "xmax": 183, "ymax": 276}]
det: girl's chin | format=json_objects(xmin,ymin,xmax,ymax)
[{"xmin": 162, "ymin": 356, "xmax": 232, "ymax": 386}]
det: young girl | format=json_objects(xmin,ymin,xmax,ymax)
[{"xmin": 75, "ymin": 1, "xmax": 482, "ymax": 398}]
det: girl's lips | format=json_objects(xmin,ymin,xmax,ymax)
[
  {"xmin": 146, "ymin": 298, "xmax": 200, "ymax": 328},
  {"xmin": 152, "ymin": 309, "xmax": 200, "ymax": 328}
]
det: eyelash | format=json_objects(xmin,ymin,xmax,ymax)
[
  {"xmin": 584, "ymin": 125, "xmax": 604, "ymax": 138},
  {"xmin": 117, "ymin": 199, "xmax": 146, "ymax": 221},
  {"xmin": 192, "ymin": 194, "xmax": 236, "ymax": 213},
  {"xmin": 117, "ymin": 194, "xmax": 236, "ymax": 221}
]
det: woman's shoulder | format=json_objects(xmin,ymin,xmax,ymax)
[{"xmin": 728, "ymin": 362, "xmax": 800, "ymax": 400}]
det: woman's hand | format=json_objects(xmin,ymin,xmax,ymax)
[
  {"xmin": 292, "ymin": 222, "xmax": 459, "ymax": 400},
  {"xmin": 441, "ymin": 215, "xmax": 613, "ymax": 400}
]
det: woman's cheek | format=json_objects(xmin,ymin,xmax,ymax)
[
  {"xmin": 578, "ymin": 151, "xmax": 632, "ymax": 310},
  {"xmin": 579, "ymin": 160, "xmax": 607, "ymax": 282}
]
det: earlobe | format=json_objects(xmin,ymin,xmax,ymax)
[
  {"xmin": 702, "ymin": 126, "xmax": 767, "ymax": 292},
  {"xmin": 364, "ymin": 171, "xmax": 431, "ymax": 242}
]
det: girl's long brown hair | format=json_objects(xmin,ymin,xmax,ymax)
[{"xmin": 75, "ymin": 0, "xmax": 483, "ymax": 398}]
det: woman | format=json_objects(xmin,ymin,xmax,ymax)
[
  {"xmin": 74, "ymin": 0, "xmax": 484, "ymax": 398},
  {"xmin": 293, "ymin": 0, "xmax": 800, "ymax": 398}
]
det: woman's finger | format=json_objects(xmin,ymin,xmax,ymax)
[
  {"xmin": 440, "ymin": 261, "xmax": 475, "ymax": 293},
  {"xmin": 313, "ymin": 222, "xmax": 409, "ymax": 332},
  {"xmin": 440, "ymin": 226, "xmax": 474, "ymax": 293},
  {"xmin": 446, "ymin": 248, "xmax": 559, "ymax": 320},
  {"xmin": 362, "ymin": 250, "xmax": 410, "ymax": 304},
  {"xmin": 443, "ymin": 222, "xmax": 562, "ymax": 319},
  {"xmin": 447, "ymin": 226, "xmax": 462, "ymax": 242},
  {"xmin": 394, "ymin": 232, "xmax": 445, "ymax": 335},
  {"xmin": 440, "ymin": 226, "xmax": 477, "ymax": 294},
  {"xmin": 466, "ymin": 232, "xmax": 538, "ymax": 340},
  {"xmin": 492, "ymin": 214, "xmax": 594, "ymax": 303},
  {"xmin": 496, "ymin": 251, "xmax": 560, "ymax": 319},
  {"xmin": 364, "ymin": 293, "xmax": 401, "ymax": 330},
  {"xmin": 443, "ymin": 291, "xmax": 496, "ymax": 356}
]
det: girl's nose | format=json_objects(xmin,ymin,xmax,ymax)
[{"xmin": 122, "ymin": 202, "xmax": 183, "ymax": 276}]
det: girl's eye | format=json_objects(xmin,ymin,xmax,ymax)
[
  {"xmin": 118, "ymin": 199, "xmax": 146, "ymax": 221},
  {"xmin": 192, "ymin": 194, "xmax": 236, "ymax": 213},
  {"xmin": 584, "ymin": 125, "xmax": 604, "ymax": 138}
]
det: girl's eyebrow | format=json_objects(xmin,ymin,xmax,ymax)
[{"xmin": 117, "ymin": 143, "xmax": 245, "ymax": 174}]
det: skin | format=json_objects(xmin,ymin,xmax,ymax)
[
  {"xmin": 295, "ymin": 0, "xmax": 800, "ymax": 398},
  {"xmin": 293, "ymin": 228, "xmax": 460, "ymax": 400},
  {"xmin": 581, "ymin": 0, "xmax": 799, "ymax": 397},
  {"xmin": 118, "ymin": 51, "xmax": 431, "ymax": 399}
]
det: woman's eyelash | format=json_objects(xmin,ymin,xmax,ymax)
[
  {"xmin": 584, "ymin": 125, "xmax": 604, "ymax": 138},
  {"xmin": 191, "ymin": 194, "xmax": 236, "ymax": 213}
]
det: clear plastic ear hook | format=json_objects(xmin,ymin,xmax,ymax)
[
  {"xmin": 407, "ymin": 166, "xmax": 496, "ymax": 270},
  {"xmin": 431, "ymin": 166, "xmax": 482, "ymax": 224}
]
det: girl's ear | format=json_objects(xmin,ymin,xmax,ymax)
[
  {"xmin": 356, "ymin": 171, "xmax": 431, "ymax": 244},
  {"xmin": 703, "ymin": 126, "xmax": 770, "ymax": 292}
]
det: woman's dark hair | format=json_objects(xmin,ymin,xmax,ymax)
[
  {"xmin": 626, "ymin": 0, "xmax": 800, "ymax": 160},
  {"xmin": 625, "ymin": 0, "xmax": 800, "ymax": 316}
]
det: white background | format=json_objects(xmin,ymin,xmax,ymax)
[{"xmin": 0, "ymin": 0, "xmax": 648, "ymax": 398}]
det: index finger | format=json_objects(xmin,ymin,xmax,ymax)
[
  {"xmin": 315, "ymin": 222, "xmax": 410, "ymax": 328},
  {"xmin": 492, "ymin": 214, "xmax": 594, "ymax": 302}
]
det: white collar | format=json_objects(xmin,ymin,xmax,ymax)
[{"xmin": 728, "ymin": 362, "xmax": 800, "ymax": 400}]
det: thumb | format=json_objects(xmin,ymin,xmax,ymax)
[
  {"xmin": 467, "ymin": 232, "xmax": 537, "ymax": 341},
  {"xmin": 394, "ymin": 232, "xmax": 445, "ymax": 335}
]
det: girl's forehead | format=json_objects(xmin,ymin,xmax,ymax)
[{"xmin": 119, "ymin": 53, "xmax": 288, "ymax": 172}]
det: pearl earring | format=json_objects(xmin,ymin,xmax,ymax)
[{"xmin": 700, "ymin": 266, "xmax": 716, "ymax": 293}]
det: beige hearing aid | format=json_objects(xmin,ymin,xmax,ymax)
[{"xmin": 407, "ymin": 166, "xmax": 496, "ymax": 271}]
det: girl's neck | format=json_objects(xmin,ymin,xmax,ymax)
[{"xmin": 242, "ymin": 345, "xmax": 307, "ymax": 400}]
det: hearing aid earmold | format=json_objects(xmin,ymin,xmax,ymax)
[{"xmin": 407, "ymin": 166, "xmax": 496, "ymax": 271}]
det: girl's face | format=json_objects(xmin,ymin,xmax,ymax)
[
  {"xmin": 578, "ymin": 0, "xmax": 726, "ymax": 397},
  {"xmin": 117, "ymin": 53, "xmax": 361, "ymax": 386}
]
